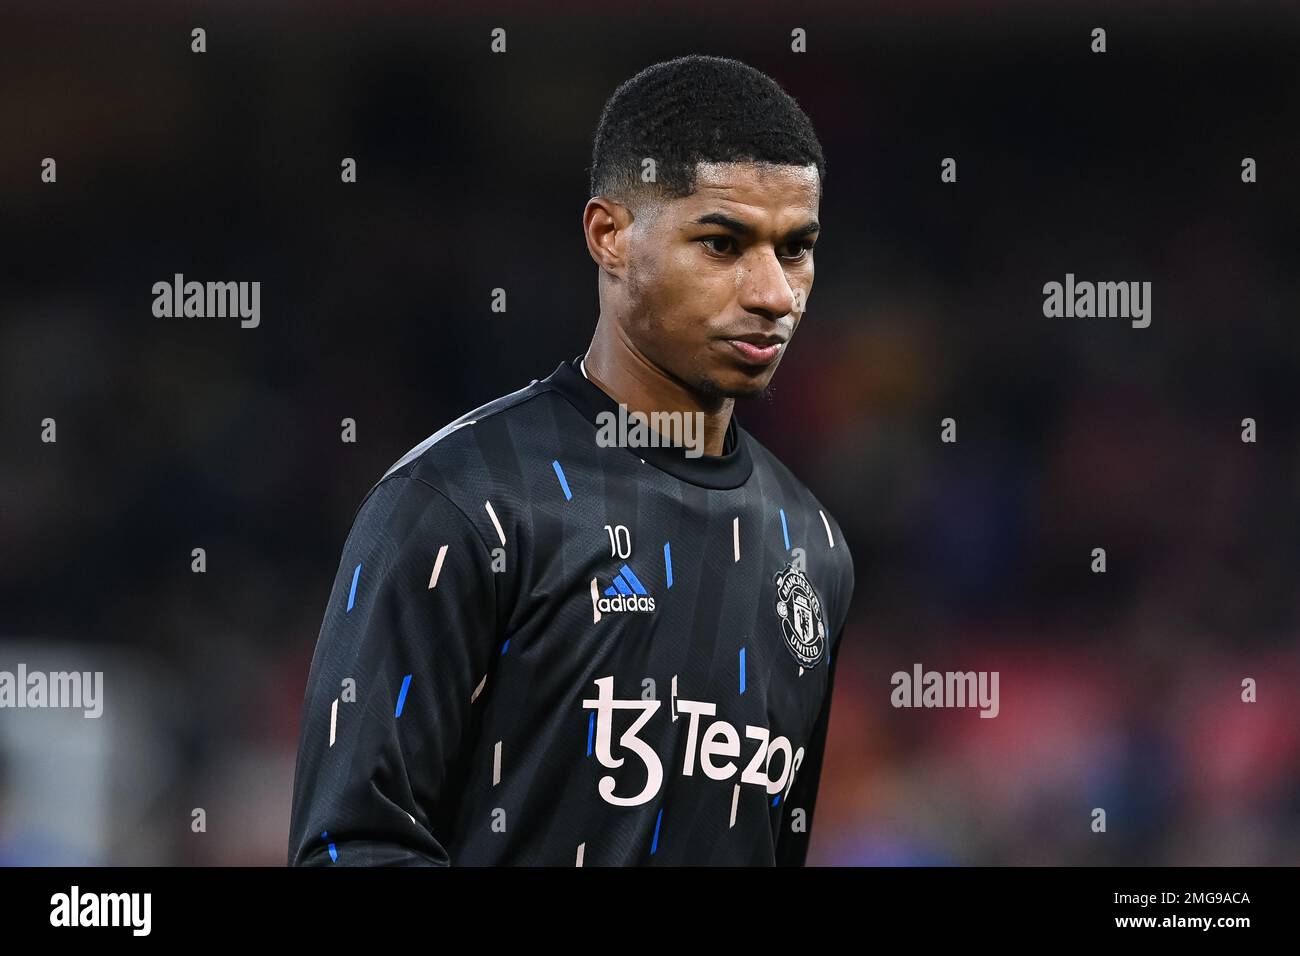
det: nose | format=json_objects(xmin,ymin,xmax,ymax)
[{"xmin": 736, "ymin": 247, "xmax": 796, "ymax": 322}]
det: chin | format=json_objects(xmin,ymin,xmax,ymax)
[{"xmin": 701, "ymin": 367, "xmax": 776, "ymax": 401}]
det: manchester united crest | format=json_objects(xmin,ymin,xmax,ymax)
[{"xmin": 773, "ymin": 561, "xmax": 826, "ymax": 668}]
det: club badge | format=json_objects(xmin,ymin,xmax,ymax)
[{"xmin": 774, "ymin": 561, "xmax": 826, "ymax": 668}]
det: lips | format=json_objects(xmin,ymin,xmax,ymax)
[{"xmin": 722, "ymin": 335, "xmax": 786, "ymax": 366}]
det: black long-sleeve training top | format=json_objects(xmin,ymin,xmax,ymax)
[{"xmin": 287, "ymin": 354, "xmax": 855, "ymax": 866}]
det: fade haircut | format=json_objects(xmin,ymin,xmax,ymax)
[{"xmin": 589, "ymin": 55, "xmax": 826, "ymax": 209}]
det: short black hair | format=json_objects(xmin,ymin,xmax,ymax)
[{"xmin": 589, "ymin": 55, "xmax": 826, "ymax": 205}]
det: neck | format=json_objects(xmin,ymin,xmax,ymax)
[{"xmin": 583, "ymin": 321, "xmax": 733, "ymax": 457}]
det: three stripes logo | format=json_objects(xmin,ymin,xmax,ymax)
[{"xmin": 590, "ymin": 563, "xmax": 656, "ymax": 621}]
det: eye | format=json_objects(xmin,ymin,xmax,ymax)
[
  {"xmin": 699, "ymin": 235, "xmax": 738, "ymax": 256},
  {"xmin": 781, "ymin": 240, "xmax": 816, "ymax": 261}
]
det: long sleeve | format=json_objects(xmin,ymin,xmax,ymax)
[
  {"xmin": 774, "ymin": 632, "xmax": 842, "ymax": 867},
  {"xmin": 287, "ymin": 474, "xmax": 499, "ymax": 866}
]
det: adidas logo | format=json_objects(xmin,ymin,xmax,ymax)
[{"xmin": 590, "ymin": 563, "xmax": 656, "ymax": 621}]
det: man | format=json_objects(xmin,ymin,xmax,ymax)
[{"xmin": 288, "ymin": 54, "xmax": 854, "ymax": 866}]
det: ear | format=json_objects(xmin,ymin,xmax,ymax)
[{"xmin": 582, "ymin": 196, "xmax": 635, "ymax": 277}]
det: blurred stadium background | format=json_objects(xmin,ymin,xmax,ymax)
[{"xmin": 1, "ymin": 0, "xmax": 1298, "ymax": 864}]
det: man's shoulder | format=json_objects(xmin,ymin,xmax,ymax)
[
  {"xmin": 351, "ymin": 367, "xmax": 571, "ymax": 526},
  {"xmin": 381, "ymin": 374, "xmax": 556, "ymax": 483}
]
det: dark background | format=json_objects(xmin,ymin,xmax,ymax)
[{"xmin": 1, "ymin": 0, "xmax": 1298, "ymax": 864}]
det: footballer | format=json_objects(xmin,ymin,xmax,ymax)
[{"xmin": 288, "ymin": 54, "xmax": 855, "ymax": 866}]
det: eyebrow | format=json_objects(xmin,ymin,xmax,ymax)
[{"xmin": 689, "ymin": 212, "xmax": 821, "ymax": 241}]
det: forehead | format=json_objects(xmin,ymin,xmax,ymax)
[{"xmin": 675, "ymin": 161, "xmax": 820, "ymax": 218}]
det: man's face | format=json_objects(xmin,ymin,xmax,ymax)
[{"xmin": 621, "ymin": 161, "xmax": 820, "ymax": 401}]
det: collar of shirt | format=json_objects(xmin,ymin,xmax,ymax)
[{"xmin": 544, "ymin": 354, "xmax": 754, "ymax": 489}]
